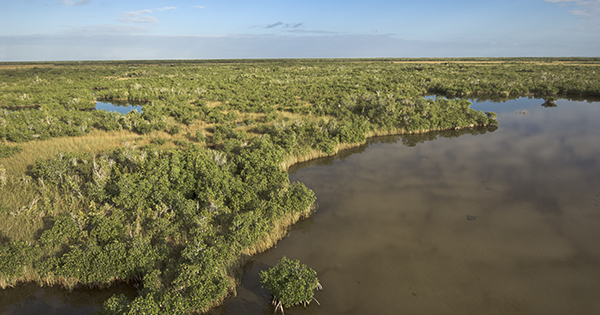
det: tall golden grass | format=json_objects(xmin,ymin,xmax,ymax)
[
  {"xmin": 3, "ymin": 130, "xmax": 141, "ymax": 176},
  {"xmin": 1, "ymin": 121, "xmax": 217, "ymax": 177}
]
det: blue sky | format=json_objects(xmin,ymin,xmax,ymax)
[{"xmin": 1, "ymin": 0, "xmax": 599, "ymax": 61}]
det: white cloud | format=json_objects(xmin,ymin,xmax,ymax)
[
  {"xmin": 119, "ymin": 10, "xmax": 159, "ymax": 24},
  {"xmin": 60, "ymin": 24, "xmax": 150, "ymax": 35},
  {"xmin": 545, "ymin": 0, "xmax": 600, "ymax": 16},
  {"xmin": 120, "ymin": 16, "xmax": 160, "ymax": 24},
  {"xmin": 123, "ymin": 10, "xmax": 152, "ymax": 17},
  {"xmin": 194, "ymin": 6, "xmax": 205, "ymax": 9},
  {"xmin": 157, "ymin": 7, "xmax": 176, "ymax": 11},
  {"xmin": 60, "ymin": 0, "xmax": 91, "ymax": 6}
]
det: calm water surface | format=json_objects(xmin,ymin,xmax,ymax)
[
  {"xmin": 0, "ymin": 283, "xmax": 136, "ymax": 315},
  {"xmin": 211, "ymin": 97, "xmax": 600, "ymax": 315},
  {"xmin": 95, "ymin": 100, "xmax": 144, "ymax": 114},
  {"xmin": 2, "ymin": 98, "xmax": 599, "ymax": 314}
]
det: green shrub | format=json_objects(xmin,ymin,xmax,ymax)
[
  {"xmin": 168, "ymin": 125, "xmax": 180, "ymax": 135},
  {"xmin": 260, "ymin": 257, "xmax": 322, "ymax": 313},
  {"xmin": 264, "ymin": 110, "xmax": 278, "ymax": 122},
  {"xmin": 39, "ymin": 215, "xmax": 83, "ymax": 248},
  {"xmin": 0, "ymin": 240, "xmax": 41, "ymax": 279},
  {"xmin": 194, "ymin": 130, "xmax": 206, "ymax": 143},
  {"xmin": 0, "ymin": 143, "xmax": 23, "ymax": 158},
  {"xmin": 153, "ymin": 137, "xmax": 167, "ymax": 145}
]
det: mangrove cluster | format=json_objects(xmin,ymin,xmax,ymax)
[{"xmin": 260, "ymin": 257, "xmax": 322, "ymax": 314}]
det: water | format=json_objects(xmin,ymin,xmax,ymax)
[
  {"xmin": 3, "ymin": 97, "xmax": 600, "ymax": 314},
  {"xmin": 0, "ymin": 283, "xmax": 137, "ymax": 315},
  {"xmin": 95, "ymin": 100, "xmax": 144, "ymax": 114},
  {"xmin": 211, "ymin": 97, "xmax": 600, "ymax": 315}
]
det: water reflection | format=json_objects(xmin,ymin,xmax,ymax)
[
  {"xmin": 212, "ymin": 98, "xmax": 600, "ymax": 315},
  {"xmin": 95, "ymin": 100, "xmax": 145, "ymax": 114},
  {"xmin": 426, "ymin": 93, "xmax": 600, "ymax": 104},
  {"xmin": 288, "ymin": 126, "xmax": 498, "ymax": 172},
  {"xmin": 0, "ymin": 283, "xmax": 137, "ymax": 315}
]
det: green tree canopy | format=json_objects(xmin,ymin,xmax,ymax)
[{"xmin": 260, "ymin": 257, "xmax": 322, "ymax": 313}]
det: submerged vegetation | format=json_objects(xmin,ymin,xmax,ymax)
[{"xmin": 0, "ymin": 58, "xmax": 599, "ymax": 313}]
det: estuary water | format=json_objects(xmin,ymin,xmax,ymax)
[
  {"xmin": 2, "ymin": 97, "xmax": 600, "ymax": 314},
  {"xmin": 211, "ymin": 97, "xmax": 600, "ymax": 315}
]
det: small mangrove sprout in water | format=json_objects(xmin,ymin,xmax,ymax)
[
  {"xmin": 542, "ymin": 98, "xmax": 558, "ymax": 108},
  {"xmin": 260, "ymin": 257, "xmax": 322, "ymax": 314}
]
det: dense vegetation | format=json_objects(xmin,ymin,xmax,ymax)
[
  {"xmin": 1, "ymin": 58, "xmax": 598, "ymax": 314},
  {"xmin": 2, "ymin": 58, "xmax": 598, "ymax": 145},
  {"xmin": 2, "ymin": 139, "xmax": 316, "ymax": 313},
  {"xmin": 260, "ymin": 257, "xmax": 322, "ymax": 313}
]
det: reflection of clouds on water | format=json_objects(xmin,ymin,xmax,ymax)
[
  {"xmin": 0, "ymin": 283, "xmax": 137, "ymax": 315},
  {"xmin": 288, "ymin": 99, "xmax": 600, "ymax": 314},
  {"xmin": 213, "ymin": 98, "xmax": 600, "ymax": 315}
]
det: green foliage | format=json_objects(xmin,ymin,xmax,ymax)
[
  {"xmin": 89, "ymin": 212, "xmax": 124, "ymax": 245},
  {"xmin": 101, "ymin": 294, "xmax": 131, "ymax": 315},
  {"xmin": 277, "ymin": 182, "xmax": 316, "ymax": 215},
  {"xmin": 100, "ymin": 292, "xmax": 188, "ymax": 315},
  {"xmin": 39, "ymin": 237, "xmax": 158, "ymax": 284},
  {"xmin": 172, "ymin": 261, "xmax": 229, "ymax": 311},
  {"xmin": 0, "ymin": 143, "xmax": 23, "ymax": 158},
  {"xmin": 229, "ymin": 210, "xmax": 269, "ymax": 248},
  {"xmin": 260, "ymin": 257, "xmax": 320, "ymax": 309},
  {"xmin": 339, "ymin": 117, "xmax": 370, "ymax": 144},
  {"xmin": 39, "ymin": 215, "xmax": 83, "ymax": 248},
  {"xmin": 194, "ymin": 130, "xmax": 206, "ymax": 143},
  {"xmin": 0, "ymin": 240, "xmax": 41, "ymax": 279},
  {"xmin": 1, "ymin": 109, "xmax": 92, "ymax": 142},
  {"xmin": 3, "ymin": 59, "xmax": 600, "ymax": 146},
  {"xmin": 153, "ymin": 137, "xmax": 167, "ymax": 145},
  {"xmin": 9, "ymin": 137, "xmax": 313, "ymax": 312},
  {"xmin": 233, "ymin": 136, "xmax": 287, "ymax": 198},
  {"xmin": 168, "ymin": 125, "xmax": 180, "ymax": 135},
  {"xmin": 264, "ymin": 110, "xmax": 278, "ymax": 122}
]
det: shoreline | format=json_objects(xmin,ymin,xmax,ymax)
[
  {"xmin": 208, "ymin": 122, "xmax": 496, "ymax": 312},
  {"xmin": 0, "ymin": 122, "xmax": 495, "ymax": 313}
]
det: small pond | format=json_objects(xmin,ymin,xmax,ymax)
[{"xmin": 94, "ymin": 99, "xmax": 145, "ymax": 114}]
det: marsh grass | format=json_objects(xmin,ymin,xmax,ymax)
[
  {"xmin": 0, "ymin": 179, "xmax": 87, "ymax": 243},
  {"xmin": 1, "ymin": 121, "xmax": 218, "ymax": 177},
  {"xmin": 242, "ymin": 206, "xmax": 314, "ymax": 257},
  {"xmin": 223, "ymin": 206, "xmax": 315, "ymax": 299},
  {"xmin": 2, "ymin": 130, "xmax": 141, "ymax": 176},
  {"xmin": 0, "ymin": 264, "xmax": 40, "ymax": 289}
]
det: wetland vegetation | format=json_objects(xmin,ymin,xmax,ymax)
[{"xmin": 1, "ymin": 58, "xmax": 599, "ymax": 314}]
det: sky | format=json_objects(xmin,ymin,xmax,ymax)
[{"xmin": 0, "ymin": 0, "xmax": 599, "ymax": 61}]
